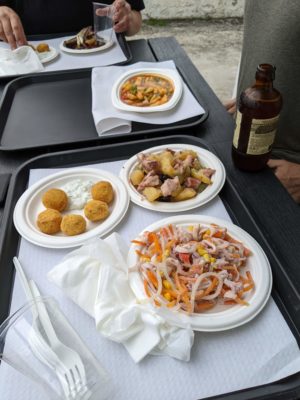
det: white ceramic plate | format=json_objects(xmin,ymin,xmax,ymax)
[
  {"xmin": 111, "ymin": 68, "xmax": 183, "ymax": 113},
  {"xmin": 119, "ymin": 143, "xmax": 226, "ymax": 212},
  {"xmin": 59, "ymin": 39, "xmax": 113, "ymax": 54},
  {"xmin": 127, "ymin": 215, "xmax": 273, "ymax": 332},
  {"xmin": 36, "ymin": 47, "xmax": 59, "ymax": 63},
  {"xmin": 13, "ymin": 167, "xmax": 129, "ymax": 249}
]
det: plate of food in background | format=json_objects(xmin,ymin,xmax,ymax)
[
  {"xmin": 127, "ymin": 214, "xmax": 272, "ymax": 331},
  {"xmin": 13, "ymin": 168, "xmax": 129, "ymax": 249},
  {"xmin": 111, "ymin": 68, "xmax": 183, "ymax": 113},
  {"xmin": 119, "ymin": 144, "xmax": 226, "ymax": 212},
  {"xmin": 59, "ymin": 26, "xmax": 113, "ymax": 54}
]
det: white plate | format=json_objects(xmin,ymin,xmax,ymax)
[
  {"xmin": 59, "ymin": 39, "xmax": 114, "ymax": 54},
  {"xmin": 127, "ymin": 215, "xmax": 273, "ymax": 332},
  {"xmin": 13, "ymin": 167, "xmax": 129, "ymax": 249},
  {"xmin": 119, "ymin": 143, "xmax": 226, "ymax": 212},
  {"xmin": 111, "ymin": 68, "xmax": 183, "ymax": 113},
  {"xmin": 36, "ymin": 47, "xmax": 59, "ymax": 63}
]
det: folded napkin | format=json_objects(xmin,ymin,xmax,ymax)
[
  {"xmin": 47, "ymin": 233, "xmax": 194, "ymax": 363},
  {"xmin": 0, "ymin": 45, "xmax": 44, "ymax": 76},
  {"xmin": 91, "ymin": 60, "xmax": 205, "ymax": 135}
]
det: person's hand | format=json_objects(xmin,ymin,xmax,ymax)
[
  {"xmin": 267, "ymin": 159, "xmax": 300, "ymax": 203},
  {"xmin": 111, "ymin": 0, "xmax": 132, "ymax": 34},
  {"xmin": 223, "ymin": 98, "xmax": 237, "ymax": 115},
  {"xmin": 0, "ymin": 6, "xmax": 27, "ymax": 49},
  {"xmin": 95, "ymin": 0, "xmax": 142, "ymax": 36}
]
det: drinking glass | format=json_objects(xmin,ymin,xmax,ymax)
[
  {"xmin": 93, "ymin": 2, "xmax": 114, "ymax": 44},
  {"xmin": 0, "ymin": 297, "xmax": 113, "ymax": 400}
]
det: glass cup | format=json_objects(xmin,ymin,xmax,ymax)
[
  {"xmin": 0, "ymin": 297, "xmax": 113, "ymax": 400},
  {"xmin": 93, "ymin": 2, "xmax": 114, "ymax": 44}
]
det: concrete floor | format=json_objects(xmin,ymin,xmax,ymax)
[{"xmin": 131, "ymin": 18, "xmax": 244, "ymax": 102}]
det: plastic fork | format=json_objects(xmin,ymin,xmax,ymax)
[{"xmin": 13, "ymin": 257, "xmax": 91, "ymax": 399}]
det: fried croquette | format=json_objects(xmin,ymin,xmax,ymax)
[
  {"xmin": 60, "ymin": 214, "xmax": 86, "ymax": 236},
  {"xmin": 37, "ymin": 209, "xmax": 62, "ymax": 234},
  {"xmin": 84, "ymin": 200, "xmax": 110, "ymax": 222},
  {"xmin": 91, "ymin": 181, "xmax": 114, "ymax": 204},
  {"xmin": 42, "ymin": 188, "xmax": 68, "ymax": 212},
  {"xmin": 36, "ymin": 43, "xmax": 50, "ymax": 53}
]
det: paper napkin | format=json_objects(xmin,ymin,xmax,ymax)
[
  {"xmin": 91, "ymin": 60, "xmax": 205, "ymax": 135},
  {"xmin": 0, "ymin": 46, "xmax": 44, "ymax": 76},
  {"xmin": 47, "ymin": 233, "xmax": 194, "ymax": 363}
]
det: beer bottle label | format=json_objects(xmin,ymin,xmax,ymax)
[
  {"xmin": 232, "ymin": 111, "xmax": 242, "ymax": 149},
  {"xmin": 233, "ymin": 111, "xmax": 280, "ymax": 155}
]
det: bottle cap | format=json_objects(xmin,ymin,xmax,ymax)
[{"xmin": 256, "ymin": 64, "xmax": 276, "ymax": 80}]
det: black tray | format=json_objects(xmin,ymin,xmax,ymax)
[
  {"xmin": 1, "ymin": 134, "xmax": 299, "ymax": 400},
  {"xmin": 0, "ymin": 66, "xmax": 208, "ymax": 152},
  {"xmin": 0, "ymin": 32, "xmax": 132, "ymax": 83}
]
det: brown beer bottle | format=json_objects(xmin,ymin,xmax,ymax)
[{"xmin": 232, "ymin": 64, "xmax": 282, "ymax": 171}]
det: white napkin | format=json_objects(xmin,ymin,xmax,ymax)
[
  {"xmin": 91, "ymin": 60, "xmax": 205, "ymax": 135},
  {"xmin": 47, "ymin": 233, "xmax": 194, "ymax": 363},
  {"xmin": 0, "ymin": 45, "xmax": 44, "ymax": 76}
]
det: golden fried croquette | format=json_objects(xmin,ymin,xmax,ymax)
[
  {"xmin": 37, "ymin": 209, "xmax": 62, "ymax": 235},
  {"xmin": 91, "ymin": 181, "xmax": 114, "ymax": 204},
  {"xmin": 84, "ymin": 200, "xmax": 110, "ymax": 222},
  {"xmin": 60, "ymin": 214, "xmax": 86, "ymax": 236},
  {"xmin": 42, "ymin": 188, "xmax": 68, "ymax": 212},
  {"xmin": 36, "ymin": 43, "xmax": 50, "ymax": 53}
]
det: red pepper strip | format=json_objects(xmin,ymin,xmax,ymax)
[
  {"xmin": 160, "ymin": 227, "xmax": 169, "ymax": 239},
  {"xmin": 131, "ymin": 240, "xmax": 147, "ymax": 246},
  {"xmin": 135, "ymin": 250, "xmax": 150, "ymax": 259},
  {"xmin": 143, "ymin": 279, "xmax": 151, "ymax": 297},
  {"xmin": 178, "ymin": 253, "xmax": 191, "ymax": 264},
  {"xmin": 146, "ymin": 270, "xmax": 158, "ymax": 289},
  {"xmin": 168, "ymin": 224, "xmax": 174, "ymax": 236},
  {"xmin": 148, "ymin": 232, "xmax": 162, "ymax": 258}
]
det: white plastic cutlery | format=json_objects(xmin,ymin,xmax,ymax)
[{"xmin": 13, "ymin": 257, "xmax": 90, "ymax": 400}]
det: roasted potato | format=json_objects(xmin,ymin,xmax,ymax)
[
  {"xmin": 143, "ymin": 187, "xmax": 162, "ymax": 202},
  {"xmin": 173, "ymin": 188, "xmax": 197, "ymax": 202},
  {"xmin": 130, "ymin": 169, "xmax": 145, "ymax": 186}
]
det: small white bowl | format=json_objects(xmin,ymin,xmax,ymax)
[{"xmin": 111, "ymin": 68, "xmax": 183, "ymax": 113}]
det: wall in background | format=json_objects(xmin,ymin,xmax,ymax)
[{"xmin": 142, "ymin": 0, "xmax": 244, "ymax": 19}]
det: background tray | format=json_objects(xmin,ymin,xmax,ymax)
[
  {"xmin": 0, "ymin": 134, "xmax": 300, "ymax": 399},
  {"xmin": 0, "ymin": 32, "xmax": 132, "ymax": 83},
  {"xmin": 0, "ymin": 67, "xmax": 208, "ymax": 151}
]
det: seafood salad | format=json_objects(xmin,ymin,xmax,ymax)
[
  {"xmin": 131, "ymin": 223, "xmax": 254, "ymax": 314},
  {"xmin": 120, "ymin": 73, "xmax": 174, "ymax": 107},
  {"xmin": 130, "ymin": 149, "xmax": 216, "ymax": 203}
]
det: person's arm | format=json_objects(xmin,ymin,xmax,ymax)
[
  {"xmin": 267, "ymin": 159, "xmax": 300, "ymax": 203},
  {"xmin": 0, "ymin": 6, "xmax": 26, "ymax": 49}
]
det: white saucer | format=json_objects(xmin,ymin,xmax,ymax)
[
  {"xmin": 59, "ymin": 39, "xmax": 114, "ymax": 54},
  {"xmin": 127, "ymin": 214, "xmax": 273, "ymax": 332},
  {"xmin": 37, "ymin": 46, "xmax": 59, "ymax": 63},
  {"xmin": 13, "ymin": 167, "xmax": 129, "ymax": 249},
  {"xmin": 111, "ymin": 68, "xmax": 183, "ymax": 113},
  {"xmin": 119, "ymin": 143, "xmax": 226, "ymax": 212}
]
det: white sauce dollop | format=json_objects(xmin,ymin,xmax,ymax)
[{"xmin": 61, "ymin": 179, "xmax": 94, "ymax": 210}]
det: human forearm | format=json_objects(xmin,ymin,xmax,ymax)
[{"xmin": 267, "ymin": 159, "xmax": 300, "ymax": 203}]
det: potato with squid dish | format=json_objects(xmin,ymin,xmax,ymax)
[{"xmin": 130, "ymin": 149, "xmax": 216, "ymax": 203}]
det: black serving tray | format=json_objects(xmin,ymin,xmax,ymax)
[
  {"xmin": 1, "ymin": 134, "xmax": 300, "ymax": 400},
  {"xmin": 0, "ymin": 32, "xmax": 132, "ymax": 84},
  {"xmin": 0, "ymin": 66, "xmax": 208, "ymax": 151}
]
